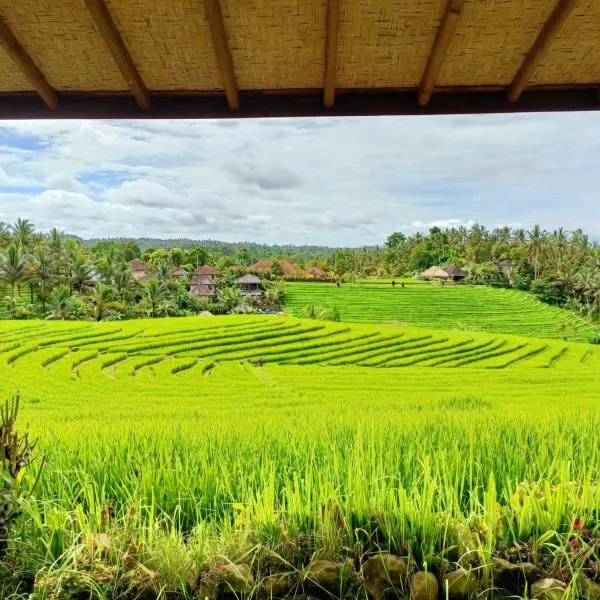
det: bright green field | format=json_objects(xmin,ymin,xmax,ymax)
[
  {"xmin": 284, "ymin": 282, "xmax": 596, "ymax": 341},
  {"xmin": 0, "ymin": 315, "xmax": 599, "ymax": 596}
]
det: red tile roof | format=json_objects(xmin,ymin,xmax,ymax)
[
  {"xmin": 250, "ymin": 259, "xmax": 298, "ymax": 276},
  {"xmin": 194, "ymin": 264, "xmax": 220, "ymax": 276},
  {"xmin": 307, "ymin": 267, "xmax": 327, "ymax": 278}
]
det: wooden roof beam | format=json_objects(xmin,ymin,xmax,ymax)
[
  {"xmin": 203, "ymin": 0, "xmax": 239, "ymax": 110},
  {"xmin": 84, "ymin": 0, "xmax": 150, "ymax": 110},
  {"xmin": 507, "ymin": 0, "xmax": 577, "ymax": 103},
  {"xmin": 323, "ymin": 0, "xmax": 341, "ymax": 108},
  {"xmin": 0, "ymin": 18, "xmax": 57, "ymax": 110},
  {"xmin": 417, "ymin": 0, "xmax": 465, "ymax": 107}
]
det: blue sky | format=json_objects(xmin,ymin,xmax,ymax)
[{"xmin": 0, "ymin": 112, "xmax": 599, "ymax": 245}]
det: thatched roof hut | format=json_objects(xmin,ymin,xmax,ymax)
[
  {"xmin": 237, "ymin": 274, "xmax": 262, "ymax": 285},
  {"xmin": 237, "ymin": 273, "xmax": 262, "ymax": 297},
  {"xmin": 128, "ymin": 259, "xmax": 152, "ymax": 284},
  {"xmin": 307, "ymin": 267, "xmax": 328, "ymax": 279},
  {"xmin": 443, "ymin": 265, "xmax": 467, "ymax": 280},
  {"xmin": 420, "ymin": 266, "xmax": 450, "ymax": 279},
  {"xmin": 169, "ymin": 266, "xmax": 189, "ymax": 278}
]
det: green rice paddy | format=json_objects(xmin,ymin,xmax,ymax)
[
  {"xmin": 0, "ymin": 307, "xmax": 598, "ymax": 597},
  {"xmin": 285, "ymin": 282, "xmax": 595, "ymax": 340}
]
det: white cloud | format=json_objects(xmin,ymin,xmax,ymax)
[{"xmin": 0, "ymin": 113, "xmax": 599, "ymax": 244}]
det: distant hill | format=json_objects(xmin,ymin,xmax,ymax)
[{"xmin": 81, "ymin": 237, "xmax": 365, "ymax": 261}]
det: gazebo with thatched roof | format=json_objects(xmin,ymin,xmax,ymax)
[{"xmin": 420, "ymin": 266, "xmax": 451, "ymax": 280}]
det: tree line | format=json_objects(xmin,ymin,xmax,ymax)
[
  {"xmin": 1, "ymin": 219, "xmax": 599, "ymax": 325},
  {"xmin": 323, "ymin": 224, "xmax": 600, "ymax": 322},
  {"xmin": 0, "ymin": 219, "xmax": 284, "ymax": 321}
]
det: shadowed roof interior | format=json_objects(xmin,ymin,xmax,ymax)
[{"xmin": 0, "ymin": 0, "xmax": 599, "ymax": 119}]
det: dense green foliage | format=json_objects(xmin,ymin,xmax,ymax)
[
  {"xmin": 0, "ymin": 219, "xmax": 284, "ymax": 321},
  {"xmin": 85, "ymin": 237, "xmax": 346, "ymax": 262},
  {"xmin": 2, "ymin": 219, "xmax": 600, "ymax": 329},
  {"xmin": 0, "ymin": 316, "xmax": 598, "ymax": 597}
]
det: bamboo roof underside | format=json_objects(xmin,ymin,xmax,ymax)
[{"xmin": 0, "ymin": 0, "xmax": 599, "ymax": 119}]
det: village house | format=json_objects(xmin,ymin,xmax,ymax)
[
  {"xmin": 306, "ymin": 266, "xmax": 328, "ymax": 279},
  {"xmin": 250, "ymin": 259, "xmax": 301, "ymax": 278},
  {"xmin": 190, "ymin": 275, "xmax": 216, "ymax": 299},
  {"xmin": 443, "ymin": 265, "xmax": 467, "ymax": 282},
  {"xmin": 189, "ymin": 265, "xmax": 220, "ymax": 299},
  {"xmin": 237, "ymin": 273, "xmax": 263, "ymax": 299},
  {"xmin": 193, "ymin": 264, "xmax": 219, "ymax": 281},
  {"xmin": 128, "ymin": 259, "xmax": 153, "ymax": 284},
  {"xmin": 169, "ymin": 266, "xmax": 189, "ymax": 278}
]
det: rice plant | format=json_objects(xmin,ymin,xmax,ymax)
[{"xmin": 0, "ymin": 315, "xmax": 598, "ymax": 597}]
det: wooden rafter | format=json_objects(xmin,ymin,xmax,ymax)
[
  {"xmin": 0, "ymin": 18, "xmax": 57, "ymax": 110},
  {"xmin": 202, "ymin": 0, "xmax": 239, "ymax": 110},
  {"xmin": 323, "ymin": 0, "xmax": 341, "ymax": 108},
  {"xmin": 417, "ymin": 0, "xmax": 465, "ymax": 107},
  {"xmin": 507, "ymin": 0, "xmax": 577, "ymax": 103},
  {"xmin": 0, "ymin": 88, "xmax": 599, "ymax": 120},
  {"xmin": 84, "ymin": 0, "xmax": 150, "ymax": 110}
]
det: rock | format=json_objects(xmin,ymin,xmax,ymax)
[
  {"xmin": 492, "ymin": 558, "xmax": 537, "ymax": 591},
  {"xmin": 263, "ymin": 573, "xmax": 294, "ymax": 598},
  {"xmin": 120, "ymin": 564, "xmax": 162, "ymax": 600},
  {"xmin": 221, "ymin": 563, "xmax": 254, "ymax": 594},
  {"xmin": 580, "ymin": 578, "xmax": 600, "ymax": 600},
  {"xmin": 410, "ymin": 571, "xmax": 439, "ymax": 600},
  {"xmin": 362, "ymin": 554, "xmax": 407, "ymax": 599},
  {"xmin": 444, "ymin": 568, "xmax": 479, "ymax": 598},
  {"xmin": 34, "ymin": 570, "xmax": 91, "ymax": 599},
  {"xmin": 34, "ymin": 564, "xmax": 120, "ymax": 600},
  {"xmin": 306, "ymin": 560, "xmax": 341, "ymax": 593},
  {"xmin": 531, "ymin": 578, "xmax": 568, "ymax": 600}
]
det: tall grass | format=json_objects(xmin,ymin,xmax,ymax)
[{"xmin": 0, "ymin": 315, "xmax": 598, "ymax": 596}]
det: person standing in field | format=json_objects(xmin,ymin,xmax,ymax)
[
  {"xmin": 258, "ymin": 356, "xmax": 264, "ymax": 367},
  {"xmin": 391, "ymin": 280, "xmax": 396, "ymax": 287}
]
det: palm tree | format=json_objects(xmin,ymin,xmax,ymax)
[
  {"xmin": 262, "ymin": 287, "xmax": 281, "ymax": 308},
  {"xmin": 69, "ymin": 254, "xmax": 93, "ymax": 293},
  {"xmin": 574, "ymin": 267, "xmax": 596, "ymax": 317},
  {"xmin": 89, "ymin": 282, "xmax": 116, "ymax": 321},
  {"xmin": 591, "ymin": 280, "xmax": 600, "ymax": 321},
  {"xmin": 217, "ymin": 286, "xmax": 244, "ymax": 310},
  {"xmin": 45, "ymin": 286, "xmax": 76, "ymax": 320},
  {"xmin": 49, "ymin": 227, "xmax": 63, "ymax": 255},
  {"xmin": 113, "ymin": 265, "xmax": 137, "ymax": 302},
  {"xmin": 0, "ymin": 244, "xmax": 29, "ymax": 300},
  {"xmin": 31, "ymin": 249, "xmax": 54, "ymax": 313},
  {"xmin": 154, "ymin": 260, "xmax": 170, "ymax": 283},
  {"xmin": 551, "ymin": 227, "xmax": 569, "ymax": 271},
  {"xmin": 0, "ymin": 222, "xmax": 11, "ymax": 247},
  {"xmin": 96, "ymin": 244, "xmax": 118, "ymax": 284},
  {"xmin": 11, "ymin": 218, "xmax": 35, "ymax": 250},
  {"xmin": 528, "ymin": 225, "xmax": 544, "ymax": 280},
  {"xmin": 464, "ymin": 246, "xmax": 477, "ymax": 283},
  {"xmin": 145, "ymin": 279, "xmax": 166, "ymax": 318}
]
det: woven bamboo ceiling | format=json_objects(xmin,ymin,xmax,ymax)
[{"xmin": 0, "ymin": 0, "xmax": 599, "ymax": 119}]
